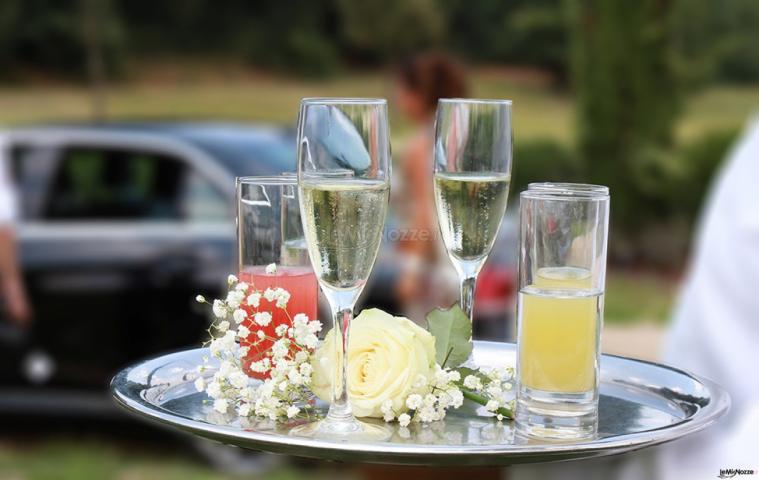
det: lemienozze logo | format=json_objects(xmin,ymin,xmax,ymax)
[{"xmin": 718, "ymin": 468, "xmax": 756, "ymax": 479}]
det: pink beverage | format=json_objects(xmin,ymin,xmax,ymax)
[{"xmin": 238, "ymin": 265, "xmax": 318, "ymax": 379}]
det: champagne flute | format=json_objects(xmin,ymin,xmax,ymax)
[
  {"xmin": 293, "ymin": 98, "xmax": 391, "ymax": 439},
  {"xmin": 433, "ymin": 99, "xmax": 513, "ymax": 342}
]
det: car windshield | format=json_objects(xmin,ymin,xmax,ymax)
[{"xmin": 168, "ymin": 124, "xmax": 296, "ymax": 176}]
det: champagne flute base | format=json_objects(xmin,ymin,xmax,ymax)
[{"xmin": 290, "ymin": 416, "xmax": 392, "ymax": 441}]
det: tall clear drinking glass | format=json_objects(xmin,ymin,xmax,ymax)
[
  {"xmin": 236, "ymin": 175, "xmax": 318, "ymax": 378},
  {"xmin": 294, "ymin": 98, "xmax": 391, "ymax": 439},
  {"xmin": 516, "ymin": 183, "xmax": 609, "ymax": 439},
  {"xmin": 433, "ymin": 99, "xmax": 513, "ymax": 337}
]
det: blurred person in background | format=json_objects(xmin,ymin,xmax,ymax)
[
  {"xmin": 655, "ymin": 115, "xmax": 759, "ymax": 478},
  {"xmin": 392, "ymin": 52, "xmax": 468, "ymax": 320},
  {"xmin": 0, "ymin": 135, "xmax": 31, "ymax": 326}
]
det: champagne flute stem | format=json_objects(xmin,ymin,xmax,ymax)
[
  {"xmin": 460, "ymin": 274, "xmax": 477, "ymax": 365},
  {"xmin": 460, "ymin": 274, "xmax": 477, "ymax": 322},
  {"xmin": 327, "ymin": 305, "xmax": 353, "ymax": 421}
]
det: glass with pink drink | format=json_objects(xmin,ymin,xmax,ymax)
[{"xmin": 236, "ymin": 175, "xmax": 318, "ymax": 378}]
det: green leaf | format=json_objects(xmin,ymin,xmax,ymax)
[{"xmin": 426, "ymin": 303, "xmax": 472, "ymax": 368}]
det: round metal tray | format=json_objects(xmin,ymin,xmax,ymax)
[{"xmin": 110, "ymin": 341, "xmax": 729, "ymax": 466}]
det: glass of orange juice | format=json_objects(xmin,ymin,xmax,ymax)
[{"xmin": 516, "ymin": 183, "xmax": 610, "ymax": 439}]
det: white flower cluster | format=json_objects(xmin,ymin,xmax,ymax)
[
  {"xmin": 195, "ymin": 273, "xmax": 322, "ymax": 421},
  {"xmin": 379, "ymin": 365, "xmax": 465, "ymax": 427},
  {"xmin": 195, "ymin": 272, "xmax": 517, "ymax": 425},
  {"xmin": 460, "ymin": 366, "xmax": 515, "ymax": 421},
  {"xmin": 377, "ymin": 365, "xmax": 516, "ymax": 426}
]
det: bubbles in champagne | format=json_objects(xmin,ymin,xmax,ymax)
[
  {"xmin": 300, "ymin": 179, "xmax": 389, "ymax": 291},
  {"xmin": 433, "ymin": 172, "xmax": 511, "ymax": 264}
]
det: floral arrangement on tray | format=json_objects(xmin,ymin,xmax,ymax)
[{"xmin": 194, "ymin": 265, "xmax": 514, "ymax": 427}]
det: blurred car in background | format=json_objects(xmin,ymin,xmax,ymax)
[{"xmin": 0, "ymin": 122, "xmax": 295, "ymax": 414}]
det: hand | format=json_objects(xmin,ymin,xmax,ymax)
[{"xmin": 3, "ymin": 280, "xmax": 31, "ymax": 327}]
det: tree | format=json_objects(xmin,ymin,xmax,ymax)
[
  {"xmin": 337, "ymin": 0, "xmax": 444, "ymax": 62},
  {"xmin": 568, "ymin": 0, "xmax": 680, "ymax": 236}
]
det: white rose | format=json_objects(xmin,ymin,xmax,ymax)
[{"xmin": 310, "ymin": 308, "xmax": 436, "ymax": 418}]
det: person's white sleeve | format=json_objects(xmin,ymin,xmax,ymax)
[{"xmin": 0, "ymin": 133, "xmax": 18, "ymax": 225}]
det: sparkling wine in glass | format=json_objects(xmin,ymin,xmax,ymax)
[
  {"xmin": 236, "ymin": 175, "xmax": 318, "ymax": 379},
  {"xmin": 433, "ymin": 99, "xmax": 513, "ymax": 343},
  {"xmin": 293, "ymin": 98, "xmax": 391, "ymax": 440}
]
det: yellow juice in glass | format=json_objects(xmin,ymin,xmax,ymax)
[{"xmin": 518, "ymin": 267, "xmax": 601, "ymax": 393}]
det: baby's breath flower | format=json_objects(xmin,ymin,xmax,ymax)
[
  {"xmin": 226, "ymin": 290, "xmax": 244, "ymax": 309},
  {"xmin": 486, "ymin": 383, "xmax": 503, "ymax": 397},
  {"xmin": 272, "ymin": 339, "xmax": 289, "ymax": 358},
  {"xmin": 194, "ymin": 377, "xmax": 206, "ymax": 392},
  {"xmin": 209, "ymin": 339, "xmax": 224, "ymax": 357},
  {"xmin": 217, "ymin": 320, "xmax": 230, "ymax": 333},
  {"xmin": 232, "ymin": 309, "xmax": 247, "ymax": 324},
  {"xmin": 235, "ymin": 282, "xmax": 249, "ymax": 291},
  {"xmin": 299, "ymin": 362, "xmax": 313, "ymax": 377},
  {"xmin": 263, "ymin": 288, "xmax": 277, "ymax": 302},
  {"xmin": 230, "ymin": 370, "xmax": 249, "ymax": 389},
  {"xmin": 302, "ymin": 334, "xmax": 318, "ymax": 349},
  {"xmin": 265, "ymin": 263, "xmax": 277, "ymax": 275},
  {"xmin": 406, "ymin": 394, "xmax": 423, "ymax": 410},
  {"xmin": 293, "ymin": 313, "xmax": 308, "ymax": 326},
  {"xmin": 274, "ymin": 324, "xmax": 288, "ymax": 337},
  {"xmin": 237, "ymin": 325, "xmax": 250, "ymax": 339},
  {"xmin": 418, "ymin": 406, "xmax": 435, "ymax": 422},
  {"xmin": 227, "ymin": 274, "xmax": 238, "ymax": 285},
  {"xmin": 381, "ymin": 399, "xmax": 395, "ymax": 421},
  {"xmin": 206, "ymin": 381, "xmax": 222, "ymax": 398},
  {"xmin": 212, "ymin": 300, "xmax": 227, "ymax": 319},
  {"xmin": 220, "ymin": 330, "xmax": 237, "ymax": 348},
  {"xmin": 287, "ymin": 369, "xmax": 303, "ymax": 385},
  {"xmin": 398, "ymin": 413, "xmax": 411, "ymax": 427},
  {"xmin": 195, "ymin": 295, "xmax": 206, "ymax": 303},
  {"xmin": 485, "ymin": 399, "xmax": 500, "ymax": 412},
  {"xmin": 449, "ymin": 389, "xmax": 464, "ymax": 408},
  {"xmin": 238, "ymin": 403, "xmax": 251, "ymax": 417},
  {"xmin": 463, "ymin": 375, "xmax": 483, "ymax": 390},
  {"xmin": 246, "ymin": 292, "xmax": 261, "ymax": 308},
  {"xmin": 219, "ymin": 360, "xmax": 234, "ymax": 376},
  {"xmin": 275, "ymin": 289, "xmax": 290, "ymax": 308},
  {"xmin": 286, "ymin": 406, "xmax": 300, "ymax": 418},
  {"xmin": 213, "ymin": 398, "xmax": 229, "ymax": 413},
  {"xmin": 254, "ymin": 311, "xmax": 272, "ymax": 327}
]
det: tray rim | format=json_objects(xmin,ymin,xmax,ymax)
[{"xmin": 110, "ymin": 341, "xmax": 730, "ymax": 465}]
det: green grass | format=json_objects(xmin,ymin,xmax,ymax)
[
  {"xmin": 604, "ymin": 271, "xmax": 677, "ymax": 325},
  {"xmin": 1, "ymin": 68, "xmax": 756, "ymax": 146},
  {"xmin": 0, "ymin": 439, "xmax": 350, "ymax": 480},
  {"xmin": 0, "ymin": 69, "xmax": 573, "ymax": 144}
]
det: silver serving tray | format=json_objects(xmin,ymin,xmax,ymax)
[{"xmin": 110, "ymin": 341, "xmax": 729, "ymax": 466}]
